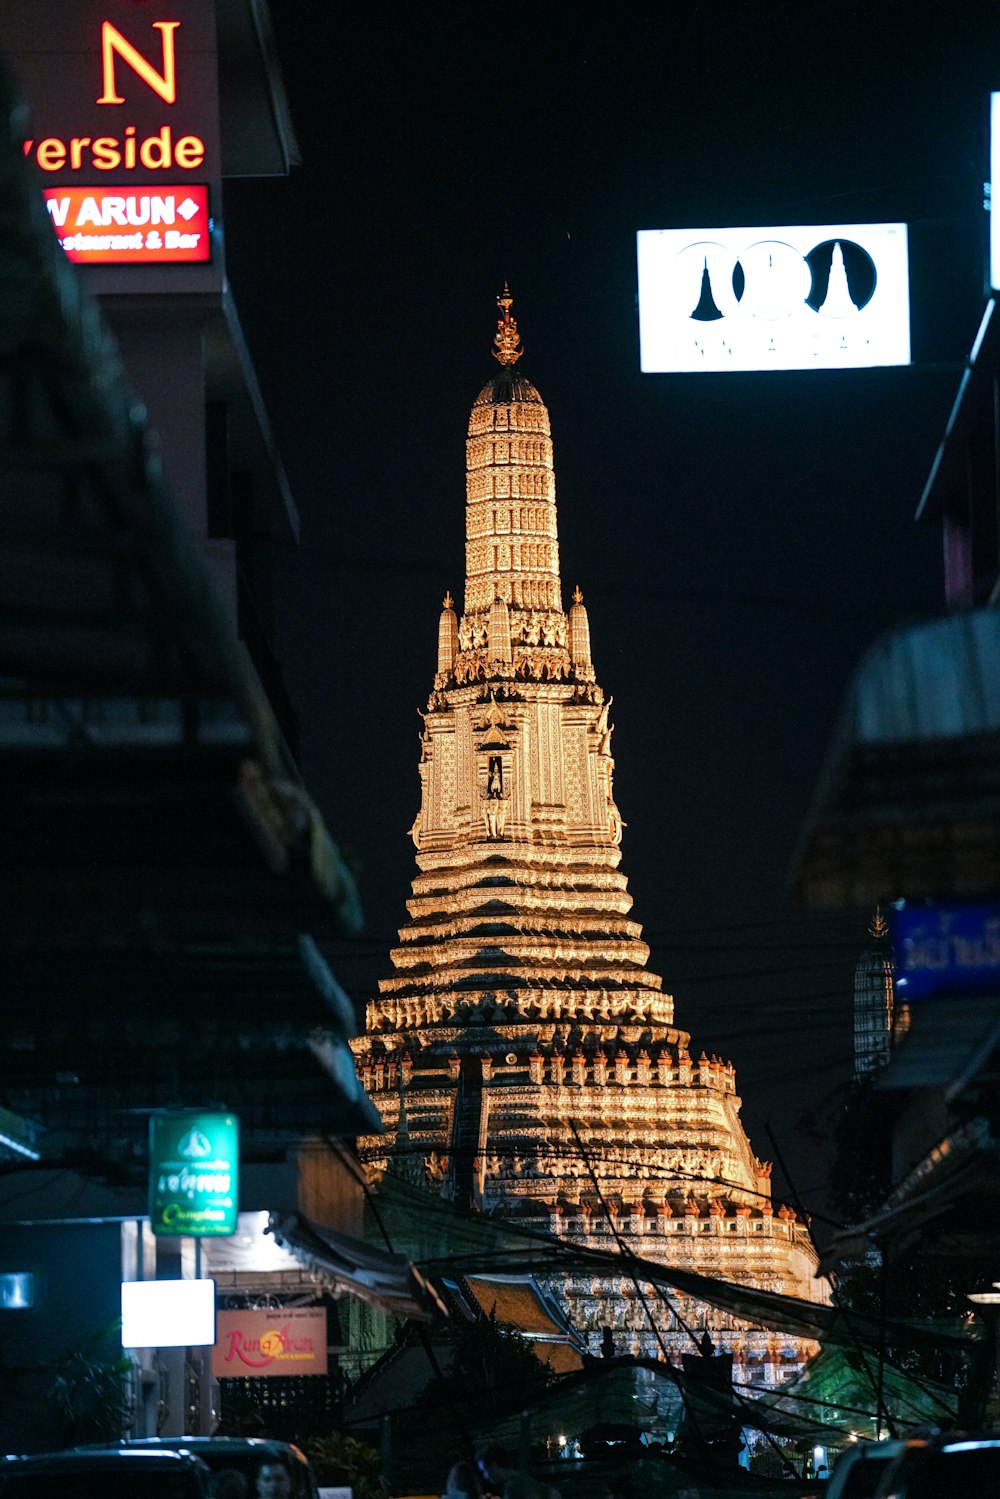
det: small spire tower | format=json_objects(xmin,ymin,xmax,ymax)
[
  {"xmin": 353, "ymin": 291, "xmax": 824, "ymax": 1368},
  {"xmin": 853, "ymin": 907, "xmax": 897, "ymax": 1079}
]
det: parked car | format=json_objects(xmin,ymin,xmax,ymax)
[
  {"xmin": 0, "ymin": 1446, "xmax": 212, "ymax": 1496},
  {"xmin": 820, "ymin": 1438, "xmax": 908, "ymax": 1499},
  {"xmin": 116, "ymin": 1437, "xmax": 318, "ymax": 1498},
  {"xmin": 873, "ymin": 1433, "xmax": 1000, "ymax": 1496}
]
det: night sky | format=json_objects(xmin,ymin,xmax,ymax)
[{"xmin": 222, "ymin": 4, "xmax": 1000, "ymax": 1226}]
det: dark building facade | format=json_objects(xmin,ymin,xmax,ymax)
[{"xmin": 0, "ymin": 9, "xmax": 400, "ymax": 1447}]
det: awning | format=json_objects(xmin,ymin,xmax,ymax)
[
  {"xmin": 794, "ymin": 610, "xmax": 1000, "ymax": 907},
  {"xmin": 755, "ymin": 1345, "xmax": 958, "ymax": 1438},
  {"xmin": 917, "ymin": 299, "xmax": 998, "ymax": 527},
  {"xmin": 820, "ymin": 1117, "xmax": 1000, "ymax": 1270},
  {"xmin": 268, "ymin": 1212, "xmax": 447, "ymax": 1322},
  {"xmin": 874, "ymin": 998, "xmax": 1000, "ymax": 1098},
  {"xmin": 0, "ymin": 938, "xmax": 383, "ymax": 1154},
  {"xmin": 368, "ymin": 1179, "xmax": 968, "ymax": 1353}
]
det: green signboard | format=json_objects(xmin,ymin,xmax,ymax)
[{"xmin": 149, "ymin": 1112, "xmax": 239, "ymax": 1237}]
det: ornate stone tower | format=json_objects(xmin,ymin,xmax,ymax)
[
  {"xmin": 353, "ymin": 290, "xmax": 823, "ymax": 1373},
  {"xmin": 853, "ymin": 907, "xmax": 901, "ymax": 1079}
]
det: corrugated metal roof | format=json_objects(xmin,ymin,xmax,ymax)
[
  {"xmin": 270, "ymin": 1211, "xmax": 444, "ymax": 1321},
  {"xmin": 847, "ymin": 612, "xmax": 1000, "ymax": 745},
  {"xmin": 795, "ymin": 611, "xmax": 1000, "ymax": 906}
]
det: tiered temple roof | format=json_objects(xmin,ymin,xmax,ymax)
[{"xmin": 352, "ymin": 291, "xmax": 824, "ymax": 1363}]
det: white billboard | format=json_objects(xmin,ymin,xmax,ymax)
[
  {"xmin": 121, "ymin": 1277, "xmax": 216, "ymax": 1348},
  {"xmin": 991, "ymin": 94, "xmax": 1000, "ymax": 291},
  {"xmin": 637, "ymin": 223, "xmax": 910, "ymax": 373}
]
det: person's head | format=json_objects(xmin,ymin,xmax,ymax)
[
  {"xmin": 255, "ymin": 1459, "xmax": 292, "ymax": 1499},
  {"xmin": 475, "ymin": 1446, "xmax": 514, "ymax": 1495},
  {"xmin": 446, "ymin": 1459, "xmax": 480, "ymax": 1499},
  {"xmin": 208, "ymin": 1470, "xmax": 248, "ymax": 1499}
]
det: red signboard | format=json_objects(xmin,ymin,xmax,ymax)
[
  {"xmin": 7, "ymin": 3, "xmax": 221, "ymax": 285},
  {"xmin": 43, "ymin": 184, "xmax": 210, "ymax": 264},
  {"xmin": 211, "ymin": 1307, "xmax": 328, "ymax": 1379}
]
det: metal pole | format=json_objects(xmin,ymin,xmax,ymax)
[
  {"xmin": 519, "ymin": 1410, "xmax": 532, "ymax": 1474},
  {"xmin": 876, "ymin": 1249, "xmax": 888, "ymax": 1441},
  {"xmin": 380, "ymin": 1412, "xmax": 392, "ymax": 1487}
]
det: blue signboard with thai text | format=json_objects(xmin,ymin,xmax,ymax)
[{"xmin": 894, "ymin": 903, "xmax": 1000, "ymax": 1002}]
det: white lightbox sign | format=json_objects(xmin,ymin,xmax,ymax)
[
  {"xmin": 991, "ymin": 94, "xmax": 1000, "ymax": 291},
  {"xmin": 121, "ymin": 1277, "xmax": 216, "ymax": 1348},
  {"xmin": 637, "ymin": 223, "xmax": 910, "ymax": 372},
  {"xmin": 0, "ymin": 1272, "xmax": 33, "ymax": 1309}
]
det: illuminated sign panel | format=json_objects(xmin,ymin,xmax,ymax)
[
  {"xmin": 6, "ymin": 3, "xmax": 220, "ymax": 279},
  {"xmin": 24, "ymin": 128, "xmax": 205, "ymax": 175},
  {"xmin": 894, "ymin": 902, "xmax": 1000, "ymax": 1002},
  {"xmin": 637, "ymin": 223, "xmax": 911, "ymax": 372},
  {"xmin": 149, "ymin": 1112, "xmax": 239, "ymax": 1237},
  {"xmin": 991, "ymin": 94, "xmax": 1000, "ymax": 291},
  {"xmin": 43, "ymin": 185, "xmax": 210, "ymax": 263},
  {"xmin": 98, "ymin": 20, "xmax": 180, "ymax": 106},
  {"xmin": 121, "ymin": 1278, "xmax": 216, "ymax": 1348},
  {"xmin": 0, "ymin": 1273, "xmax": 34, "ymax": 1310},
  {"xmin": 212, "ymin": 1307, "xmax": 329, "ymax": 1378}
]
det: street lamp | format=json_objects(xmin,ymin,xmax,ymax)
[
  {"xmin": 966, "ymin": 1281, "xmax": 1000, "ymax": 1307},
  {"xmin": 966, "ymin": 1280, "xmax": 1000, "ymax": 1426}
]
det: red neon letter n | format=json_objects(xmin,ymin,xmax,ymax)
[{"xmin": 98, "ymin": 21, "xmax": 180, "ymax": 105}]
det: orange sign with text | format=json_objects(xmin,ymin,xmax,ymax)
[
  {"xmin": 98, "ymin": 20, "xmax": 180, "ymax": 106},
  {"xmin": 21, "ymin": 17, "xmax": 207, "ymax": 180},
  {"xmin": 43, "ymin": 184, "xmax": 210, "ymax": 263},
  {"xmin": 212, "ymin": 1307, "xmax": 328, "ymax": 1379}
]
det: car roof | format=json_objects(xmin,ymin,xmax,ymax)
[
  {"xmin": 13, "ymin": 1449, "xmax": 207, "ymax": 1469},
  {"xmin": 835, "ymin": 1440, "xmax": 907, "ymax": 1463},
  {"xmin": 826, "ymin": 1440, "xmax": 908, "ymax": 1496},
  {"xmin": 120, "ymin": 1437, "xmax": 308, "ymax": 1460}
]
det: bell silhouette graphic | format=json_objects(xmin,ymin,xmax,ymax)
[{"xmin": 690, "ymin": 257, "xmax": 724, "ymax": 321}]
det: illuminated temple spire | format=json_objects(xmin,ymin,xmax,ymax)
[
  {"xmin": 353, "ymin": 291, "xmax": 825, "ymax": 1368},
  {"xmin": 568, "ymin": 584, "xmax": 592, "ymax": 673},
  {"xmin": 853, "ymin": 905, "xmax": 896, "ymax": 1078},
  {"xmin": 492, "ymin": 281, "xmax": 523, "ymax": 365},
  {"xmin": 437, "ymin": 591, "xmax": 458, "ymax": 677},
  {"xmin": 465, "ymin": 292, "xmax": 561, "ymax": 616}
]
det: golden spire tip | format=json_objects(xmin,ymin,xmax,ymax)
[
  {"xmin": 869, "ymin": 905, "xmax": 889, "ymax": 941},
  {"xmin": 572, "ymin": 585, "xmax": 584, "ymax": 605},
  {"xmin": 492, "ymin": 284, "xmax": 523, "ymax": 366},
  {"xmin": 443, "ymin": 590, "xmax": 454, "ymax": 610}
]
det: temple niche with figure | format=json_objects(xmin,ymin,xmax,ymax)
[{"xmin": 352, "ymin": 289, "xmax": 824, "ymax": 1380}]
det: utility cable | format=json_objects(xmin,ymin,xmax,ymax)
[
  {"xmin": 350, "ymin": 1148, "xmax": 476, "ymax": 1465},
  {"xmin": 569, "ymin": 1119, "xmax": 802, "ymax": 1481},
  {"xmin": 766, "ymin": 1120, "xmax": 897, "ymax": 1440}
]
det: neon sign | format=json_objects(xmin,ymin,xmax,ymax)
[
  {"xmin": 24, "ymin": 128, "xmax": 204, "ymax": 174},
  {"xmin": 22, "ymin": 18, "xmax": 206, "ymax": 179},
  {"xmin": 44, "ymin": 184, "xmax": 210, "ymax": 263},
  {"xmin": 98, "ymin": 20, "xmax": 180, "ymax": 106}
]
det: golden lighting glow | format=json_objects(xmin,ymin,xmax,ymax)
[
  {"xmin": 98, "ymin": 20, "xmax": 179, "ymax": 106},
  {"xmin": 493, "ymin": 282, "xmax": 523, "ymax": 366},
  {"xmin": 353, "ymin": 297, "xmax": 827, "ymax": 1367}
]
